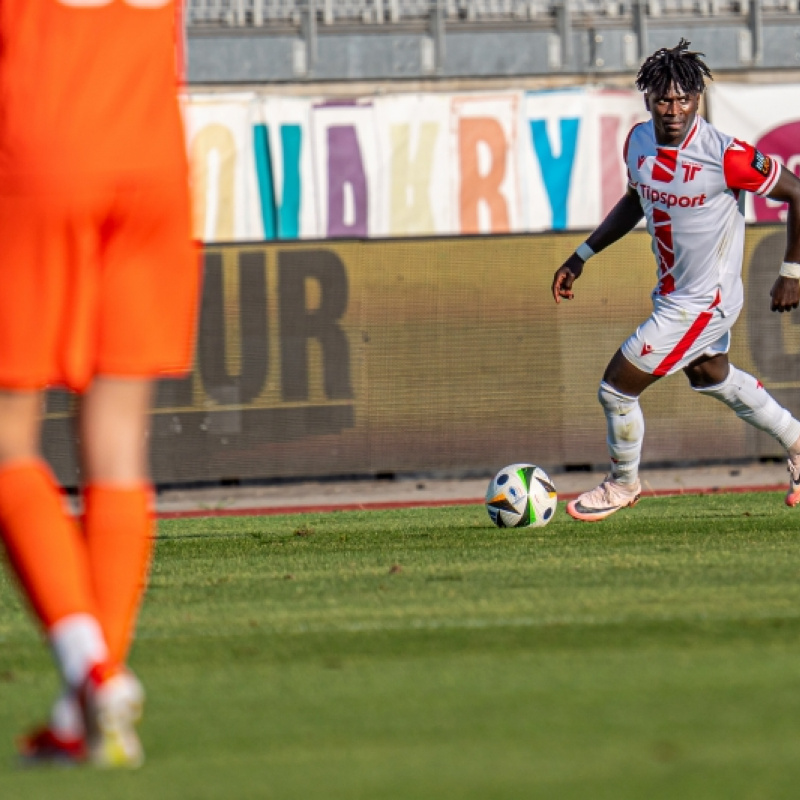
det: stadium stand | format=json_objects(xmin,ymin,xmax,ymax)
[
  {"xmin": 185, "ymin": 0, "xmax": 800, "ymax": 82},
  {"xmin": 186, "ymin": 0, "xmax": 798, "ymax": 28}
]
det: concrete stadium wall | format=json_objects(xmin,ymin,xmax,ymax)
[{"xmin": 187, "ymin": 8, "xmax": 800, "ymax": 85}]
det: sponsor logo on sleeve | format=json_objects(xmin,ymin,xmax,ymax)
[{"xmin": 751, "ymin": 150, "xmax": 772, "ymax": 177}]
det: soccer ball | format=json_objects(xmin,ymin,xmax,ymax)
[{"xmin": 485, "ymin": 463, "xmax": 558, "ymax": 528}]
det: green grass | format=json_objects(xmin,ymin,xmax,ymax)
[{"xmin": 3, "ymin": 492, "xmax": 800, "ymax": 798}]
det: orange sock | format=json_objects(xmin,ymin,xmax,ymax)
[
  {"xmin": 0, "ymin": 460, "xmax": 95, "ymax": 627},
  {"xmin": 82, "ymin": 484, "xmax": 154, "ymax": 664}
]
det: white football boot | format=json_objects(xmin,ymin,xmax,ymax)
[
  {"xmin": 786, "ymin": 457, "xmax": 800, "ymax": 508},
  {"xmin": 82, "ymin": 665, "xmax": 145, "ymax": 769},
  {"xmin": 567, "ymin": 476, "xmax": 641, "ymax": 522}
]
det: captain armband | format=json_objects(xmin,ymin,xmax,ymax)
[
  {"xmin": 575, "ymin": 242, "xmax": 596, "ymax": 262},
  {"xmin": 779, "ymin": 261, "xmax": 800, "ymax": 280}
]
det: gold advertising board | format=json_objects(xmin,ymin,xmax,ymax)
[{"xmin": 42, "ymin": 226, "xmax": 796, "ymax": 486}]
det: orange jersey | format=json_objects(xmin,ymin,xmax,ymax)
[
  {"xmin": 0, "ymin": 0, "xmax": 198, "ymax": 392},
  {"xmin": 0, "ymin": 0, "xmax": 187, "ymax": 188}
]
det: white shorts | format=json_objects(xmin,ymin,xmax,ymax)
[{"xmin": 620, "ymin": 294, "xmax": 740, "ymax": 377}]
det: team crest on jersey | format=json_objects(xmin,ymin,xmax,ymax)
[
  {"xmin": 637, "ymin": 155, "xmax": 646, "ymax": 169},
  {"xmin": 681, "ymin": 161, "xmax": 703, "ymax": 182},
  {"xmin": 751, "ymin": 150, "xmax": 772, "ymax": 177}
]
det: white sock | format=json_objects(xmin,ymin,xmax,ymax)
[
  {"xmin": 49, "ymin": 690, "xmax": 84, "ymax": 740},
  {"xmin": 693, "ymin": 366, "xmax": 800, "ymax": 451},
  {"xmin": 48, "ymin": 613, "xmax": 108, "ymax": 691},
  {"xmin": 598, "ymin": 381, "xmax": 644, "ymax": 486}
]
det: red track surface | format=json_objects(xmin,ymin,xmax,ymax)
[{"xmin": 157, "ymin": 482, "xmax": 787, "ymax": 519}]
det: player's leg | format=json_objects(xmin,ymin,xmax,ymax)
[
  {"xmin": 687, "ymin": 353, "xmax": 800, "ymax": 505},
  {"xmin": 566, "ymin": 350, "xmax": 658, "ymax": 522},
  {"xmin": 0, "ymin": 180, "xmax": 153, "ymax": 765},
  {"xmin": 601, "ymin": 348, "xmax": 662, "ymax": 485},
  {"xmin": 82, "ymin": 162, "xmax": 196, "ymax": 661},
  {"xmin": 73, "ymin": 169, "xmax": 197, "ymax": 767},
  {"xmin": 0, "ymin": 390, "xmax": 110, "ymax": 763},
  {"xmin": 74, "ymin": 376, "xmax": 154, "ymax": 768},
  {"xmin": 84, "ymin": 175, "xmax": 194, "ymax": 664},
  {"xmin": 0, "ymin": 389, "xmax": 106, "ymax": 668},
  {"xmin": 566, "ymin": 297, "xmax": 731, "ymax": 523},
  {"xmin": 79, "ymin": 376, "xmax": 155, "ymax": 666}
]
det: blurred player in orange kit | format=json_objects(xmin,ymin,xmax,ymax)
[{"xmin": 0, "ymin": 0, "xmax": 199, "ymax": 767}]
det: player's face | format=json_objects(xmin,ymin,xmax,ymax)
[{"xmin": 645, "ymin": 83, "xmax": 700, "ymax": 146}]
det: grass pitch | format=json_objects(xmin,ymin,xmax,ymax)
[{"xmin": 3, "ymin": 492, "xmax": 800, "ymax": 798}]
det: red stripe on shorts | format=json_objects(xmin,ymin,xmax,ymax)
[
  {"xmin": 653, "ymin": 310, "xmax": 713, "ymax": 376},
  {"xmin": 653, "ymin": 290, "xmax": 722, "ymax": 376}
]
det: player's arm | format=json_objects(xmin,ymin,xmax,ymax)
[
  {"xmin": 723, "ymin": 141, "xmax": 800, "ymax": 313},
  {"xmin": 552, "ymin": 187, "xmax": 644, "ymax": 304},
  {"xmin": 767, "ymin": 166, "xmax": 800, "ymax": 313}
]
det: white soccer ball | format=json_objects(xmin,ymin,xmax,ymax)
[{"xmin": 485, "ymin": 463, "xmax": 558, "ymax": 528}]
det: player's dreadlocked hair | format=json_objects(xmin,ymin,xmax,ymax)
[{"xmin": 635, "ymin": 38, "xmax": 713, "ymax": 96}]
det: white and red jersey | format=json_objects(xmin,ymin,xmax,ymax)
[{"xmin": 624, "ymin": 115, "xmax": 780, "ymax": 314}]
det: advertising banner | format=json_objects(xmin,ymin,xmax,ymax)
[
  {"xmin": 523, "ymin": 88, "xmax": 647, "ymax": 231},
  {"xmin": 181, "ymin": 84, "xmax": 797, "ymax": 243},
  {"xmin": 183, "ymin": 87, "xmax": 653, "ymax": 242},
  {"xmin": 373, "ymin": 93, "xmax": 453, "ymax": 236},
  {"xmin": 256, "ymin": 97, "xmax": 319, "ymax": 240},
  {"xmin": 310, "ymin": 99, "xmax": 382, "ymax": 239},
  {"xmin": 43, "ymin": 227, "xmax": 796, "ymax": 487},
  {"xmin": 451, "ymin": 93, "xmax": 522, "ymax": 235},
  {"xmin": 184, "ymin": 93, "xmax": 264, "ymax": 242}
]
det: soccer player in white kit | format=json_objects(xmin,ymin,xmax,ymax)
[{"xmin": 551, "ymin": 39, "xmax": 800, "ymax": 522}]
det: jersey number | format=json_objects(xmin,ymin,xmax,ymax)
[{"xmin": 58, "ymin": 0, "xmax": 170, "ymax": 7}]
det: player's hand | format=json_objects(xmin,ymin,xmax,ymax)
[
  {"xmin": 770, "ymin": 276, "xmax": 800, "ymax": 312},
  {"xmin": 552, "ymin": 255, "xmax": 585, "ymax": 304}
]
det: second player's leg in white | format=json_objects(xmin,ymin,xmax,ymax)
[
  {"xmin": 566, "ymin": 381, "xmax": 644, "ymax": 522},
  {"xmin": 693, "ymin": 364, "xmax": 800, "ymax": 507}
]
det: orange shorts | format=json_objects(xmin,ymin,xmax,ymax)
[{"xmin": 0, "ymin": 170, "xmax": 200, "ymax": 393}]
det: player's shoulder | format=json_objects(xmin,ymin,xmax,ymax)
[
  {"xmin": 624, "ymin": 120, "xmax": 653, "ymax": 160},
  {"xmin": 707, "ymin": 119, "xmax": 762, "ymax": 171},
  {"xmin": 626, "ymin": 119, "xmax": 653, "ymax": 143},
  {"xmin": 720, "ymin": 133, "xmax": 780, "ymax": 194},
  {"xmin": 690, "ymin": 116, "xmax": 735, "ymax": 158}
]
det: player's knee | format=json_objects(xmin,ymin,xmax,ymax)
[
  {"xmin": 598, "ymin": 381, "xmax": 639, "ymax": 416},
  {"xmin": 692, "ymin": 365, "xmax": 739, "ymax": 404},
  {"xmin": 599, "ymin": 381, "xmax": 644, "ymax": 446},
  {"xmin": 0, "ymin": 391, "xmax": 42, "ymax": 465},
  {"xmin": 685, "ymin": 355, "xmax": 730, "ymax": 389}
]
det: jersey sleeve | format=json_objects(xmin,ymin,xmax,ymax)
[
  {"xmin": 622, "ymin": 123, "xmax": 642, "ymax": 190},
  {"xmin": 723, "ymin": 139, "xmax": 781, "ymax": 196}
]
